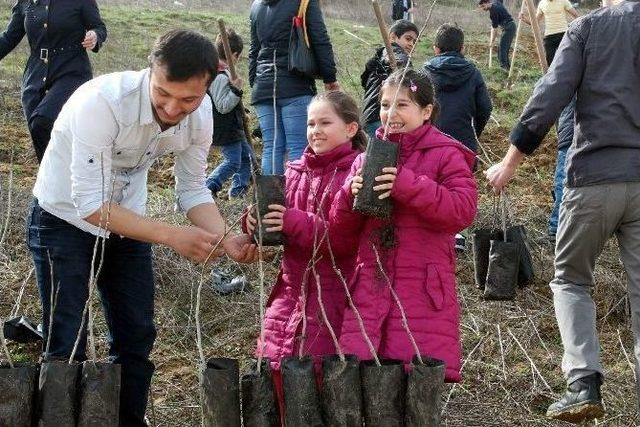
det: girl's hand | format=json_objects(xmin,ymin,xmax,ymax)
[
  {"xmin": 82, "ymin": 30, "xmax": 98, "ymax": 50},
  {"xmin": 246, "ymin": 205, "xmax": 257, "ymax": 235},
  {"xmin": 373, "ymin": 167, "xmax": 398, "ymax": 199},
  {"xmin": 351, "ymin": 168, "xmax": 363, "ymax": 196},
  {"xmin": 262, "ymin": 204, "xmax": 286, "ymax": 232}
]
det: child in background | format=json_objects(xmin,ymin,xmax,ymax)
[
  {"xmin": 478, "ymin": 0, "xmax": 516, "ymax": 70},
  {"xmin": 361, "ymin": 19, "xmax": 418, "ymax": 139},
  {"xmin": 206, "ymin": 29, "xmax": 254, "ymax": 199},
  {"xmin": 330, "ymin": 69, "xmax": 477, "ymax": 382},
  {"xmin": 245, "ymin": 91, "xmax": 366, "ymax": 412},
  {"xmin": 424, "ymin": 23, "xmax": 492, "ymax": 252}
]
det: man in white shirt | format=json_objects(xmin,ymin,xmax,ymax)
[{"xmin": 27, "ymin": 29, "xmax": 256, "ymax": 426}]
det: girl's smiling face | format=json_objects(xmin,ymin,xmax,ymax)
[
  {"xmin": 307, "ymin": 100, "xmax": 358, "ymax": 154},
  {"xmin": 379, "ymin": 84, "xmax": 434, "ymax": 134}
]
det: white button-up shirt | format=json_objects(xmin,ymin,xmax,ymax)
[{"xmin": 33, "ymin": 68, "xmax": 215, "ymax": 236}]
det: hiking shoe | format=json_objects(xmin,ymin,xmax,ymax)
[
  {"xmin": 546, "ymin": 373, "xmax": 605, "ymax": 423},
  {"xmin": 455, "ymin": 234, "xmax": 466, "ymax": 253},
  {"xmin": 211, "ymin": 270, "xmax": 249, "ymax": 295}
]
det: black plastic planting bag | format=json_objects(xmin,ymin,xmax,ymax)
[
  {"xmin": 0, "ymin": 363, "xmax": 38, "ymax": 427},
  {"xmin": 360, "ymin": 359, "xmax": 406, "ymax": 426},
  {"xmin": 321, "ymin": 355, "xmax": 363, "ymax": 427},
  {"xmin": 353, "ymin": 138, "xmax": 398, "ymax": 218},
  {"xmin": 201, "ymin": 358, "xmax": 240, "ymax": 427},
  {"xmin": 253, "ymin": 175, "xmax": 286, "ymax": 246},
  {"xmin": 78, "ymin": 361, "xmax": 120, "ymax": 427},
  {"xmin": 38, "ymin": 360, "xmax": 80, "ymax": 426},
  {"xmin": 405, "ymin": 356, "xmax": 445, "ymax": 427},
  {"xmin": 471, "ymin": 228, "xmax": 501, "ymax": 290},
  {"xmin": 484, "ymin": 240, "xmax": 521, "ymax": 300},
  {"xmin": 288, "ymin": 15, "xmax": 319, "ymax": 79},
  {"xmin": 506, "ymin": 225, "xmax": 535, "ymax": 287},
  {"xmin": 3, "ymin": 316, "xmax": 43, "ymax": 343},
  {"xmin": 241, "ymin": 359, "xmax": 279, "ymax": 427},
  {"xmin": 281, "ymin": 356, "xmax": 323, "ymax": 427}
]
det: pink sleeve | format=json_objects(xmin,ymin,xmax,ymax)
[
  {"xmin": 327, "ymin": 155, "xmax": 367, "ymax": 248},
  {"xmin": 390, "ymin": 150, "xmax": 477, "ymax": 233}
]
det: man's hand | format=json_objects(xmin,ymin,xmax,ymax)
[
  {"xmin": 485, "ymin": 145, "xmax": 526, "ymax": 193},
  {"xmin": 373, "ymin": 167, "xmax": 398, "ymax": 200},
  {"xmin": 246, "ymin": 205, "xmax": 257, "ymax": 235},
  {"xmin": 223, "ymin": 234, "xmax": 259, "ymax": 263},
  {"xmin": 165, "ymin": 226, "xmax": 223, "ymax": 264},
  {"xmin": 82, "ymin": 30, "xmax": 98, "ymax": 50},
  {"xmin": 262, "ymin": 204, "xmax": 286, "ymax": 233}
]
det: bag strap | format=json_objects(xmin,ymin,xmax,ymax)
[{"xmin": 296, "ymin": 0, "xmax": 312, "ymax": 48}]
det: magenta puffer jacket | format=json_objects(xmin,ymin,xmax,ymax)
[
  {"xmin": 329, "ymin": 123, "xmax": 477, "ymax": 382},
  {"xmin": 257, "ymin": 142, "xmax": 360, "ymax": 370}
]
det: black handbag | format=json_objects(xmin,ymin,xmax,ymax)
[{"xmin": 288, "ymin": 0, "xmax": 320, "ymax": 80}]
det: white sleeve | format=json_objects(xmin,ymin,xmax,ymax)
[{"xmin": 69, "ymin": 93, "xmax": 119, "ymax": 218}]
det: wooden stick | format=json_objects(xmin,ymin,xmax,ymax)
[
  {"xmin": 524, "ymin": 0, "xmax": 548, "ymax": 72},
  {"xmin": 217, "ymin": 19, "xmax": 261, "ymax": 175},
  {"xmin": 371, "ymin": 0, "xmax": 397, "ymax": 70},
  {"xmin": 0, "ymin": 318, "xmax": 13, "ymax": 368},
  {"xmin": 488, "ymin": 28, "xmax": 494, "ymax": 68},
  {"xmin": 508, "ymin": 0, "xmax": 526, "ymax": 79}
]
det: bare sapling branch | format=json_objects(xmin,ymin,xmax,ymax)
[
  {"xmin": 0, "ymin": 317, "xmax": 13, "ymax": 368},
  {"xmin": 0, "ymin": 147, "xmax": 14, "ymax": 247}
]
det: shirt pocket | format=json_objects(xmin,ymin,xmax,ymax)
[{"xmin": 112, "ymin": 147, "xmax": 148, "ymax": 169}]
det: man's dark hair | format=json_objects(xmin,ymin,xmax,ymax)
[
  {"xmin": 149, "ymin": 29, "xmax": 218, "ymax": 84},
  {"xmin": 215, "ymin": 29, "xmax": 244, "ymax": 61},
  {"xmin": 389, "ymin": 19, "xmax": 419, "ymax": 38},
  {"xmin": 478, "ymin": 0, "xmax": 491, "ymax": 5},
  {"xmin": 435, "ymin": 23, "xmax": 464, "ymax": 53}
]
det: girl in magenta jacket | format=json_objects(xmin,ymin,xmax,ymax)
[
  {"xmin": 245, "ymin": 91, "xmax": 366, "ymax": 406},
  {"xmin": 330, "ymin": 69, "xmax": 478, "ymax": 382}
]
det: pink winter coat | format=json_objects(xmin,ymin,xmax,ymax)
[
  {"xmin": 257, "ymin": 143, "xmax": 360, "ymax": 370},
  {"xmin": 329, "ymin": 123, "xmax": 477, "ymax": 382}
]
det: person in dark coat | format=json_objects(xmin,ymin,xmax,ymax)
[
  {"xmin": 361, "ymin": 19, "xmax": 417, "ymax": 138},
  {"xmin": 392, "ymin": 0, "xmax": 414, "ymax": 20},
  {"xmin": 479, "ymin": 0, "xmax": 516, "ymax": 70},
  {"xmin": 0, "ymin": 0, "xmax": 107, "ymax": 162},
  {"xmin": 249, "ymin": 0, "xmax": 339, "ymax": 175},
  {"xmin": 424, "ymin": 23, "xmax": 493, "ymax": 154}
]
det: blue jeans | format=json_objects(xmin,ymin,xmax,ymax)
[
  {"xmin": 365, "ymin": 120, "xmax": 381, "ymax": 140},
  {"xmin": 499, "ymin": 20, "xmax": 516, "ymax": 70},
  {"xmin": 206, "ymin": 139, "xmax": 253, "ymax": 197},
  {"xmin": 549, "ymin": 99, "xmax": 575, "ymax": 236},
  {"xmin": 27, "ymin": 201, "xmax": 156, "ymax": 427},
  {"xmin": 255, "ymin": 95, "xmax": 312, "ymax": 175}
]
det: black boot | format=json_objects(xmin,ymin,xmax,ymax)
[{"xmin": 546, "ymin": 373, "xmax": 605, "ymax": 423}]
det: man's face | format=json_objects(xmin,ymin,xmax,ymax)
[
  {"xmin": 479, "ymin": 2, "xmax": 491, "ymax": 11},
  {"xmin": 149, "ymin": 64, "xmax": 209, "ymax": 128},
  {"xmin": 390, "ymin": 31, "xmax": 418, "ymax": 54}
]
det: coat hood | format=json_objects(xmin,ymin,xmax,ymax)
[{"xmin": 424, "ymin": 52, "xmax": 476, "ymax": 92}]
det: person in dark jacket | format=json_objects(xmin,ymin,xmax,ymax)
[
  {"xmin": 0, "ymin": 0, "xmax": 107, "ymax": 163},
  {"xmin": 249, "ymin": 0, "xmax": 339, "ymax": 175},
  {"xmin": 361, "ymin": 19, "xmax": 417, "ymax": 138},
  {"xmin": 479, "ymin": 0, "xmax": 516, "ymax": 70},
  {"xmin": 424, "ymin": 23, "xmax": 492, "ymax": 154},
  {"xmin": 392, "ymin": 0, "xmax": 414, "ymax": 20}
]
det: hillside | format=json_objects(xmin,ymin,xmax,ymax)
[{"xmin": 0, "ymin": 2, "xmax": 637, "ymax": 426}]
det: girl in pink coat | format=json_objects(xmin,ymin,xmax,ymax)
[
  {"xmin": 245, "ymin": 91, "xmax": 366, "ymax": 409},
  {"xmin": 330, "ymin": 69, "xmax": 478, "ymax": 382}
]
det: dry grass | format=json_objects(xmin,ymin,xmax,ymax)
[{"xmin": 0, "ymin": 1, "xmax": 637, "ymax": 425}]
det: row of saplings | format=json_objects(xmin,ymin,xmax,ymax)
[{"xmin": 0, "ymin": 137, "xmax": 533, "ymax": 426}]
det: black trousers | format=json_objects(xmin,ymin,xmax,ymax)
[
  {"xmin": 27, "ymin": 114, "xmax": 54, "ymax": 163},
  {"xmin": 543, "ymin": 32, "xmax": 565, "ymax": 67}
]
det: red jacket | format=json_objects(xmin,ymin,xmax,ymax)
[
  {"xmin": 257, "ymin": 143, "xmax": 360, "ymax": 369},
  {"xmin": 329, "ymin": 123, "xmax": 477, "ymax": 382}
]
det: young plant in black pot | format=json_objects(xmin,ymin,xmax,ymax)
[
  {"xmin": 281, "ymin": 355, "xmax": 323, "ymax": 426},
  {"xmin": 0, "ymin": 320, "xmax": 38, "ymax": 427},
  {"xmin": 78, "ymin": 361, "xmax": 121, "ymax": 427},
  {"xmin": 353, "ymin": 137, "xmax": 398, "ymax": 218},
  {"xmin": 321, "ymin": 354, "xmax": 363, "ymax": 427},
  {"xmin": 38, "ymin": 358, "xmax": 81, "ymax": 426},
  {"xmin": 484, "ymin": 230, "xmax": 521, "ymax": 300},
  {"xmin": 360, "ymin": 358, "xmax": 406, "ymax": 426},
  {"xmin": 241, "ymin": 358, "xmax": 280, "ymax": 427},
  {"xmin": 252, "ymin": 174, "xmax": 286, "ymax": 246},
  {"xmin": 472, "ymin": 227, "xmax": 502, "ymax": 290},
  {"xmin": 200, "ymin": 357, "xmax": 241, "ymax": 427},
  {"xmin": 405, "ymin": 355, "xmax": 445, "ymax": 427}
]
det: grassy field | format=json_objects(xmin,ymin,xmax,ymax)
[{"xmin": 0, "ymin": 1, "xmax": 638, "ymax": 426}]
